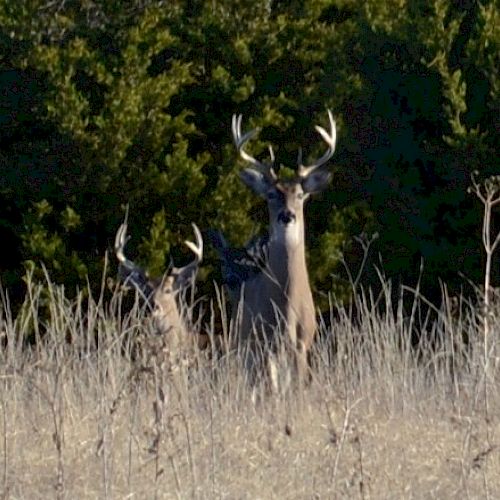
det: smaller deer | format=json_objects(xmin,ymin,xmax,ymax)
[{"xmin": 114, "ymin": 217, "xmax": 206, "ymax": 364}]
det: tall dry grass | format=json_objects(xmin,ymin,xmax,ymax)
[{"xmin": 0, "ymin": 271, "xmax": 499, "ymax": 500}]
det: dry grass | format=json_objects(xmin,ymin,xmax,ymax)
[{"xmin": 0, "ymin": 277, "xmax": 499, "ymax": 499}]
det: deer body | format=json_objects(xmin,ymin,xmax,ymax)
[
  {"xmin": 115, "ymin": 219, "xmax": 207, "ymax": 366},
  {"xmin": 236, "ymin": 189, "xmax": 315, "ymax": 355},
  {"xmin": 219, "ymin": 111, "xmax": 337, "ymax": 382}
]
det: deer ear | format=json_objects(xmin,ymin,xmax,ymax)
[
  {"xmin": 239, "ymin": 169, "xmax": 272, "ymax": 197},
  {"xmin": 301, "ymin": 170, "xmax": 332, "ymax": 194}
]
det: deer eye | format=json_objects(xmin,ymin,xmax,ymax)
[{"xmin": 296, "ymin": 192, "xmax": 305, "ymax": 200}]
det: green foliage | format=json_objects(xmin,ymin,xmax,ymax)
[
  {"xmin": 21, "ymin": 200, "xmax": 88, "ymax": 284},
  {"xmin": 137, "ymin": 209, "xmax": 171, "ymax": 278},
  {"xmin": 0, "ymin": 0, "xmax": 498, "ymax": 307},
  {"xmin": 350, "ymin": 0, "xmax": 499, "ymax": 297},
  {"xmin": 310, "ymin": 201, "xmax": 375, "ymax": 307}
]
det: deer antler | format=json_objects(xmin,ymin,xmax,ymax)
[
  {"xmin": 172, "ymin": 223, "xmax": 203, "ymax": 284},
  {"xmin": 115, "ymin": 218, "xmax": 203, "ymax": 296},
  {"xmin": 231, "ymin": 114, "xmax": 277, "ymax": 180},
  {"xmin": 183, "ymin": 223, "xmax": 203, "ymax": 265},
  {"xmin": 298, "ymin": 109, "xmax": 336, "ymax": 178},
  {"xmin": 114, "ymin": 218, "xmax": 154, "ymax": 298},
  {"xmin": 115, "ymin": 221, "xmax": 132, "ymax": 268}
]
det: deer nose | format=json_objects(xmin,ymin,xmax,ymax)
[{"xmin": 278, "ymin": 210, "xmax": 296, "ymax": 225}]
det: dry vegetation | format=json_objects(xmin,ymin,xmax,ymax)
[{"xmin": 0, "ymin": 275, "xmax": 499, "ymax": 500}]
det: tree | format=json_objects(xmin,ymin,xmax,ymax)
[{"xmin": 0, "ymin": 0, "xmax": 497, "ymax": 310}]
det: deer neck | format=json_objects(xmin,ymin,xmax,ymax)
[{"xmin": 267, "ymin": 223, "xmax": 308, "ymax": 291}]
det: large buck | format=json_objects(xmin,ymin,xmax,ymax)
[
  {"xmin": 213, "ymin": 110, "xmax": 336, "ymax": 384},
  {"xmin": 114, "ymin": 217, "xmax": 206, "ymax": 365}
]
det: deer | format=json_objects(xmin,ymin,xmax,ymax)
[
  {"xmin": 114, "ymin": 216, "xmax": 208, "ymax": 368},
  {"xmin": 212, "ymin": 110, "xmax": 336, "ymax": 386}
]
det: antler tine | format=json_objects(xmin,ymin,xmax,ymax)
[
  {"xmin": 184, "ymin": 223, "xmax": 203, "ymax": 264},
  {"xmin": 114, "ymin": 217, "xmax": 152, "ymax": 296},
  {"xmin": 114, "ymin": 205, "xmax": 131, "ymax": 263},
  {"xmin": 115, "ymin": 222, "xmax": 131, "ymax": 264},
  {"xmin": 173, "ymin": 223, "xmax": 203, "ymax": 283},
  {"xmin": 298, "ymin": 109, "xmax": 337, "ymax": 177},
  {"xmin": 268, "ymin": 145, "xmax": 275, "ymax": 164},
  {"xmin": 231, "ymin": 113, "xmax": 277, "ymax": 180}
]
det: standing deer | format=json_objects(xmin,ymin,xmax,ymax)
[
  {"xmin": 114, "ymin": 217, "xmax": 207, "ymax": 365},
  {"xmin": 214, "ymin": 110, "xmax": 336, "ymax": 385}
]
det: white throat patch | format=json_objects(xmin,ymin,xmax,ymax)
[{"xmin": 272, "ymin": 221, "xmax": 301, "ymax": 247}]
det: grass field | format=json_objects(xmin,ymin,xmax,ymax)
[{"xmin": 0, "ymin": 278, "xmax": 499, "ymax": 499}]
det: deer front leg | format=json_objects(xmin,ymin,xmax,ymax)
[{"xmin": 295, "ymin": 324, "xmax": 311, "ymax": 387}]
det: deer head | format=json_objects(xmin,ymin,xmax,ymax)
[{"xmin": 231, "ymin": 110, "xmax": 336, "ymax": 246}]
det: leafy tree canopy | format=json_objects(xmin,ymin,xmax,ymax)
[{"xmin": 0, "ymin": 0, "xmax": 498, "ymax": 307}]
